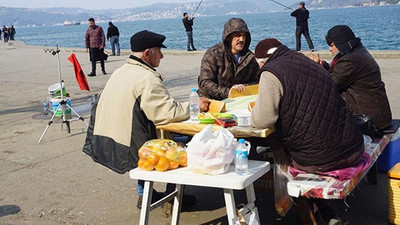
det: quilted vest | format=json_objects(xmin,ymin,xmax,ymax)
[{"xmin": 261, "ymin": 46, "xmax": 364, "ymax": 168}]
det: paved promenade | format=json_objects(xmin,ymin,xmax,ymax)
[{"xmin": 0, "ymin": 41, "xmax": 398, "ymax": 224}]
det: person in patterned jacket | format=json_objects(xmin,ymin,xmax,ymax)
[{"xmin": 85, "ymin": 18, "xmax": 107, "ymax": 76}]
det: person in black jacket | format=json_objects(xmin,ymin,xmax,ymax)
[
  {"xmin": 10, "ymin": 25, "xmax": 16, "ymax": 40},
  {"xmin": 182, "ymin": 12, "xmax": 196, "ymax": 51},
  {"xmin": 291, "ymin": 1, "xmax": 314, "ymax": 51},
  {"xmin": 253, "ymin": 38, "xmax": 362, "ymax": 225},
  {"xmin": 107, "ymin": 22, "xmax": 120, "ymax": 56},
  {"xmin": 309, "ymin": 25, "xmax": 392, "ymax": 132}
]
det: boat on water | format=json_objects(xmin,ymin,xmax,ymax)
[{"xmin": 64, "ymin": 21, "xmax": 80, "ymax": 26}]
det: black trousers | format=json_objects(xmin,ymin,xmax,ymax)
[
  {"xmin": 295, "ymin": 26, "xmax": 314, "ymax": 51},
  {"xmin": 89, "ymin": 48, "xmax": 105, "ymax": 73}
]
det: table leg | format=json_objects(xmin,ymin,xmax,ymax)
[
  {"xmin": 223, "ymin": 188, "xmax": 238, "ymax": 225},
  {"xmin": 171, "ymin": 184, "xmax": 184, "ymax": 225},
  {"xmin": 160, "ymin": 129, "xmax": 165, "ymax": 139},
  {"xmin": 245, "ymin": 183, "xmax": 260, "ymax": 223},
  {"xmin": 139, "ymin": 181, "xmax": 154, "ymax": 225}
]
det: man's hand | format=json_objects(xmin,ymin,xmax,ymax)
[
  {"xmin": 199, "ymin": 97, "xmax": 210, "ymax": 112},
  {"xmin": 190, "ymin": 17, "xmax": 195, "ymax": 20},
  {"xmin": 231, "ymin": 84, "xmax": 246, "ymax": 93},
  {"xmin": 85, "ymin": 48, "xmax": 88, "ymax": 53},
  {"xmin": 308, "ymin": 51, "xmax": 323, "ymax": 66},
  {"xmin": 100, "ymin": 45, "xmax": 105, "ymax": 49}
]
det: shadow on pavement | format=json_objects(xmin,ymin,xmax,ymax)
[{"xmin": 0, "ymin": 205, "xmax": 21, "ymax": 217}]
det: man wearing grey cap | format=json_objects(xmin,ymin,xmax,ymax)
[{"xmin": 83, "ymin": 30, "xmax": 210, "ymax": 209}]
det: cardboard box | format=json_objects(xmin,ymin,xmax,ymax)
[
  {"xmin": 228, "ymin": 84, "xmax": 259, "ymax": 98},
  {"xmin": 208, "ymin": 100, "xmax": 226, "ymax": 113},
  {"xmin": 388, "ymin": 163, "xmax": 400, "ymax": 225}
]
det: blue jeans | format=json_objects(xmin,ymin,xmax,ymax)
[
  {"xmin": 110, "ymin": 35, "xmax": 120, "ymax": 55},
  {"xmin": 186, "ymin": 31, "xmax": 195, "ymax": 50},
  {"xmin": 137, "ymin": 180, "xmax": 174, "ymax": 196}
]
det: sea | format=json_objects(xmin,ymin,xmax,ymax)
[{"xmin": 15, "ymin": 5, "xmax": 400, "ymax": 51}]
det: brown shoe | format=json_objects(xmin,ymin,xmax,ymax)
[{"xmin": 161, "ymin": 194, "xmax": 196, "ymax": 218}]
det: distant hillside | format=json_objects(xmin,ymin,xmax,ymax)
[
  {"xmin": 0, "ymin": 0, "xmax": 399, "ymax": 27},
  {"xmin": 298, "ymin": 0, "xmax": 400, "ymax": 8},
  {"xmin": 0, "ymin": 0, "xmax": 296, "ymax": 27}
]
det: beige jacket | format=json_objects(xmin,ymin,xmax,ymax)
[
  {"xmin": 251, "ymin": 71, "xmax": 282, "ymax": 129},
  {"xmin": 94, "ymin": 57, "xmax": 189, "ymax": 147}
]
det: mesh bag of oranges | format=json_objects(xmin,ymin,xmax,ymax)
[{"xmin": 138, "ymin": 139, "xmax": 187, "ymax": 172}]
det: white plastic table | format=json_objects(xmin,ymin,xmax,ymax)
[{"xmin": 129, "ymin": 160, "xmax": 270, "ymax": 225}]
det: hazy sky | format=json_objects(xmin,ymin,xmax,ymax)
[{"xmin": 0, "ymin": 0, "xmax": 196, "ymax": 9}]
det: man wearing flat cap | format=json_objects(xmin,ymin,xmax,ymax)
[
  {"xmin": 251, "ymin": 38, "xmax": 364, "ymax": 224},
  {"xmin": 309, "ymin": 25, "xmax": 392, "ymax": 132},
  {"xmin": 83, "ymin": 30, "xmax": 209, "ymax": 208}
]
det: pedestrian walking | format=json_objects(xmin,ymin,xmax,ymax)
[
  {"xmin": 10, "ymin": 25, "xmax": 16, "ymax": 40},
  {"xmin": 85, "ymin": 18, "xmax": 107, "ymax": 76},
  {"xmin": 3, "ymin": 26, "xmax": 9, "ymax": 43}
]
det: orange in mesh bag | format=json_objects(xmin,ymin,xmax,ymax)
[{"xmin": 138, "ymin": 139, "xmax": 187, "ymax": 172}]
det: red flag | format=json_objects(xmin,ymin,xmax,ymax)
[{"xmin": 68, "ymin": 53, "xmax": 90, "ymax": 91}]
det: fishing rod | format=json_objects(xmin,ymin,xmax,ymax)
[
  {"xmin": 270, "ymin": 0, "xmax": 295, "ymax": 11},
  {"xmin": 191, "ymin": 0, "xmax": 204, "ymax": 18}
]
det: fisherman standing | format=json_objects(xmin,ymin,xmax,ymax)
[
  {"xmin": 182, "ymin": 12, "xmax": 197, "ymax": 51},
  {"xmin": 291, "ymin": 1, "xmax": 314, "ymax": 51}
]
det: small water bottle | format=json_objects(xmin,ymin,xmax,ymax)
[
  {"xmin": 189, "ymin": 88, "xmax": 200, "ymax": 121},
  {"xmin": 235, "ymin": 139, "xmax": 249, "ymax": 175},
  {"xmin": 43, "ymin": 100, "xmax": 48, "ymax": 115}
]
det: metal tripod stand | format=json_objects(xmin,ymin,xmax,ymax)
[{"xmin": 38, "ymin": 45, "xmax": 89, "ymax": 144}]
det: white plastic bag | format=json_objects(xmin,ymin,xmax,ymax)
[
  {"xmin": 187, "ymin": 125, "xmax": 235, "ymax": 175},
  {"xmin": 363, "ymin": 135, "xmax": 372, "ymax": 149}
]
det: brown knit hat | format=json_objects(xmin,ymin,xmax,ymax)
[{"xmin": 254, "ymin": 38, "xmax": 282, "ymax": 58}]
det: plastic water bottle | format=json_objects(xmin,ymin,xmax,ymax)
[
  {"xmin": 43, "ymin": 100, "xmax": 48, "ymax": 115},
  {"xmin": 235, "ymin": 139, "xmax": 248, "ymax": 175},
  {"xmin": 189, "ymin": 88, "xmax": 200, "ymax": 121}
]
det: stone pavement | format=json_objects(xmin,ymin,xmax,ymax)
[{"xmin": 165, "ymin": 167, "xmax": 391, "ymax": 225}]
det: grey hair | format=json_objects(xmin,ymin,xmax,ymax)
[
  {"xmin": 131, "ymin": 51, "xmax": 143, "ymax": 58},
  {"xmin": 131, "ymin": 48, "xmax": 156, "ymax": 58},
  {"xmin": 256, "ymin": 58, "xmax": 268, "ymax": 64}
]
